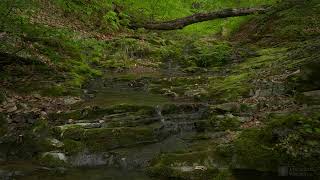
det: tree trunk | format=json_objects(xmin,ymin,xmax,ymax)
[{"xmin": 131, "ymin": 7, "xmax": 268, "ymax": 30}]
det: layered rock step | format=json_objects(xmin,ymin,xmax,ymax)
[{"xmin": 41, "ymin": 102, "xmax": 247, "ymax": 170}]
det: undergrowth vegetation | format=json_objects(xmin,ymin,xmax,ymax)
[{"xmin": 0, "ymin": 0, "xmax": 277, "ymax": 96}]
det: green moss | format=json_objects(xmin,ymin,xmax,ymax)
[
  {"xmin": 233, "ymin": 128, "xmax": 279, "ymax": 171},
  {"xmin": 209, "ymin": 116, "xmax": 241, "ymax": 131},
  {"xmin": 209, "ymin": 73, "xmax": 251, "ymax": 102},
  {"xmin": 63, "ymin": 139, "xmax": 85, "ymax": 155},
  {"xmin": 60, "ymin": 126, "xmax": 86, "ymax": 140},
  {"xmin": 40, "ymin": 85, "xmax": 68, "ymax": 97},
  {"xmin": 273, "ymin": 0, "xmax": 320, "ymax": 40},
  {"xmin": 236, "ymin": 48, "xmax": 287, "ymax": 71},
  {"xmin": 32, "ymin": 119, "xmax": 50, "ymax": 136}
]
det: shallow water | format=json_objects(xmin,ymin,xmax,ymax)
[
  {"xmin": 3, "ymin": 162, "xmax": 312, "ymax": 180},
  {"xmin": 88, "ymin": 88, "xmax": 172, "ymax": 107},
  {"xmin": 17, "ymin": 167, "xmax": 154, "ymax": 180}
]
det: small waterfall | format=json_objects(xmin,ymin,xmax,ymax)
[{"xmin": 155, "ymin": 105, "xmax": 165, "ymax": 124}]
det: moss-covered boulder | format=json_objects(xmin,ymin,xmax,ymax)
[
  {"xmin": 39, "ymin": 152, "xmax": 68, "ymax": 167},
  {"xmin": 233, "ymin": 113, "xmax": 320, "ymax": 171}
]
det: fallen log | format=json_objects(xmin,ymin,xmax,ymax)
[{"xmin": 131, "ymin": 7, "xmax": 268, "ymax": 30}]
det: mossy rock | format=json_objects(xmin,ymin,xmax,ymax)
[
  {"xmin": 233, "ymin": 113, "xmax": 320, "ymax": 171},
  {"xmin": 57, "ymin": 125, "xmax": 86, "ymax": 140},
  {"xmin": 84, "ymin": 127, "xmax": 158, "ymax": 151},
  {"xmin": 32, "ymin": 119, "xmax": 50, "ymax": 136},
  {"xmin": 233, "ymin": 128, "xmax": 279, "ymax": 171},
  {"xmin": 39, "ymin": 152, "xmax": 69, "ymax": 167},
  {"xmin": 62, "ymin": 139, "xmax": 85, "ymax": 155}
]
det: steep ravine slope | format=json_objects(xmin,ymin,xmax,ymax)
[{"xmin": 0, "ymin": 0, "xmax": 320, "ymax": 179}]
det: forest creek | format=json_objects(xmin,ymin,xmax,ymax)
[{"xmin": 0, "ymin": 0, "xmax": 320, "ymax": 179}]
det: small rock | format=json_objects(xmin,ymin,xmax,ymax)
[
  {"xmin": 237, "ymin": 116, "xmax": 250, "ymax": 122},
  {"xmin": 47, "ymin": 138, "xmax": 64, "ymax": 148},
  {"xmin": 216, "ymin": 115, "xmax": 225, "ymax": 119},
  {"xmin": 82, "ymin": 123, "xmax": 101, "ymax": 129},
  {"xmin": 194, "ymin": 166, "xmax": 207, "ymax": 171},
  {"xmin": 6, "ymin": 105, "xmax": 17, "ymax": 113},
  {"xmin": 40, "ymin": 111, "xmax": 47, "ymax": 117},
  {"xmin": 176, "ymin": 166, "xmax": 194, "ymax": 172},
  {"xmin": 34, "ymin": 94, "xmax": 41, "ymax": 99},
  {"xmin": 7, "ymin": 98, "xmax": 14, "ymax": 103},
  {"xmin": 27, "ymin": 118, "xmax": 36, "ymax": 124},
  {"xmin": 17, "ymin": 103, "xmax": 28, "ymax": 109},
  {"xmin": 68, "ymin": 119, "xmax": 74, "ymax": 124},
  {"xmin": 64, "ymin": 97, "xmax": 81, "ymax": 105},
  {"xmin": 225, "ymin": 113, "xmax": 234, "ymax": 118}
]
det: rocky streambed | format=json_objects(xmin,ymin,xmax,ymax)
[{"xmin": 1, "ymin": 60, "xmax": 320, "ymax": 179}]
